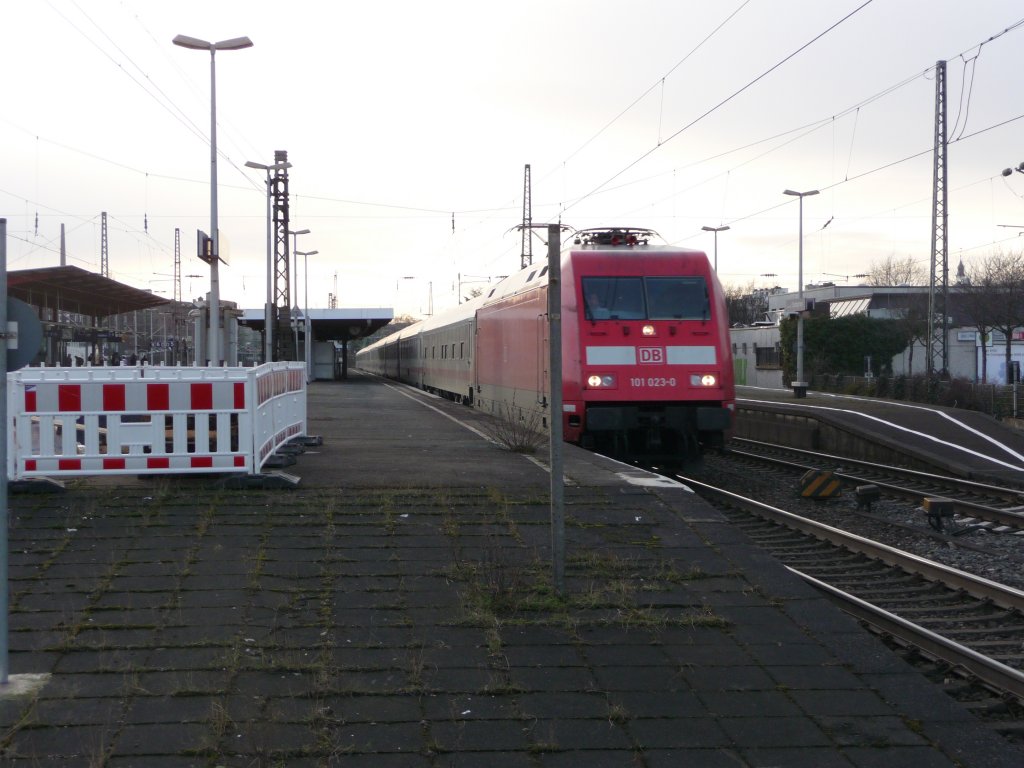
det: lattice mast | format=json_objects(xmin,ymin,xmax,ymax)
[
  {"xmin": 520, "ymin": 164, "xmax": 532, "ymax": 270},
  {"xmin": 271, "ymin": 150, "xmax": 293, "ymax": 361},
  {"xmin": 927, "ymin": 60, "xmax": 949, "ymax": 376},
  {"xmin": 173, "ymin": 228, "xmax": 182, "ymax": 304},
  {"xmin": 100, "ymin": 211, "xmax": 109, "ymax": 278}
]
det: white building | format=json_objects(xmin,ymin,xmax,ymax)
[{"xmin": 729, "ymin": 284, "xmax": 1017, "ymax": 387}]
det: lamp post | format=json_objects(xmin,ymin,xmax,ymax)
[
  {"xmin": 783, "ymin": 189, "xmax": 818, "ymax": 398},
  {"xmin": 288, "ymin": 229, "xmax": 310, "ymax": 360},
  {"xmin": 297, "ymin": 250, "xmax": 318, "ymax": 382},
  {"xmin": 245, "ymin": 158, "xmax": 291, "ymax": 363},
  {"xmin": 701, "ymin": 225, "xmax": 730, "ymax": 272},
  {"xmin": 173, "ymin": 34, "xmax": 253, "ymax": 366}
]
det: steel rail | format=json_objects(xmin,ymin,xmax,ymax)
[
  {"xmin": 729, "ymin": 440, "xmax": 1024, "ymax": 531},
  {"xmin": 792, "ymin": 567, "xmax": 1024, "ymax": 701},
  {"xmin": 733, "ymin": 437, "xmax": 1024, "ymax": 503},
  {"xmin": 677, "ymin": 473, "xmax": 1024, "ymax": 613}
]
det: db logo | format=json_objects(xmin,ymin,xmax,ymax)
[{"xmin": 639, "ymin": 347, "xmax": 665, "ymax": 364}]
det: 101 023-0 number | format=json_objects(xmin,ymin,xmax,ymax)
[{"xmin": 630, "ymin": 377, "xmax": 677, "ymax": 387}]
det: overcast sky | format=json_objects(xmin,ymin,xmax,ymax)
[{"xmin": 3, "ymin": 1, "xmax": 1024, "ymax": 318}]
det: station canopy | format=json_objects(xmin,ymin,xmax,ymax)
[
  {"xmin": 240, "ymin": 307, "xmax": 393, "ymax": 342},
  {"xmin": 7, "ymin": 266, "xmax": 169, "ymax": 317}
]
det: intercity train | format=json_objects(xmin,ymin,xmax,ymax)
[{"xmin": 356, "ymin": 227, "xmax": 735, "ymax": 463}]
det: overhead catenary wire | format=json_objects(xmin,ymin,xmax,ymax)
[
  {"xmin": 561, "ymin": 0, "xmax": 877, "ymax": 215},
  {"xmin": 11, "ymin": 4, "xmax": 1024, "ymax": 305},
  {"xmin": 543, "ymin": 0, "xmax": 753, "ymax": 181}
]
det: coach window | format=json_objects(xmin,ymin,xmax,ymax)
[{"xmin": 460, "ymin": 341, "xmax": 465, "ymax": 359}]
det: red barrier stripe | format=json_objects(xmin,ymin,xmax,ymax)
[
  {"xmin": 25, "ymin": 460, "xmax": 36, "ymax": 471},
  {"xmin": 148, "ymin": 383, "xmax": 170, "ymax": 411},
  {"xmin": 58, "ymin": 459, "xmax": 82, "ymax": 470},
  {"xmin": 103, "ymin": 384, "xmax": 126, "ymax": 411},
  {"xmin": 234, "ymin": 382, "xmax": 245, "ymax": 409},
  {"xmin": 191, "ymin": 383, "xmax": 213, "ymax": 410},
  {"xmin": 191, "ymin": 456, "xmax": 213, "ymax": 468},
  {"xmin": 25, "ymin": 390, "xmax": 36, "ymax": 413},
  {"xmin": 234, "ymin": 456, "xmax": 245, "ymax": 467},
  {"xmin": 103, "ymin": 458, "xmax": 126, "ymax": 470},
  {"xmin": 147, "ymin": 457, "xmax": 170, "ymax": 469},
  {"xmin": 58, "ymin": 385, "xmax": 82, "ymax": 412}
]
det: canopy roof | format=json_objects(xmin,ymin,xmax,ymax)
[{"xmin": 7, "ymin": 266, "xmax": 170, "ymax": 317}]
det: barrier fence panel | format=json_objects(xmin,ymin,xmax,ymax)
[
  {"xmin": 6, "ymin": 362, "xmax": 307, "ymax": 480},
  {"xmin": 252, "ymin": 364, "xmax": 307, "ymax": 469}
]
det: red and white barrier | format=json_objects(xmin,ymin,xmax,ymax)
[{"xmin": 7, "ymin": 362, "xmax": 307, "ymax": 480}]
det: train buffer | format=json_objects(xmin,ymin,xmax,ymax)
[{"xmin": 800, "ymin": 469, "xmax": 842, "ymax": 499}]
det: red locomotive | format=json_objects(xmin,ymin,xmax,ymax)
[{"xmin": 357, "ymin": 227, "xmax": 735, "ymax": 463}]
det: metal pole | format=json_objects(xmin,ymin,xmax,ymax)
[
  {"xmin": 304, "ymin": 251, "xmax": 311, "ymax": 382},
  {"xmin": 0, "ymin": 219, "xmax": 9, "ymax": 683},
  {"xmin": 796, "ymin": 194, "xmax": 804, "ymax": 390},
  {"xmin": 784, "ymin": 190, "xmax": 815, "ymax": 397},
  {"xmin": 547, "ymin": 224, "xmax": 564, "ymax": 596},
  {"xmin": 208, "ymin": 48, "xmax": 222, "ymax": 366},
  {"xmin": 264, "ymin": 170, "xmax": 273, "ymax": 363}
]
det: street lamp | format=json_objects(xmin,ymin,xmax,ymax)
[
  {"xmin": 245, "ymin": 158, "xmax": 291, "ymax": 363},
  {"xmin": 701, "ymin": 225, "xmax": 730, "ymax": 272},
  {"xmin": 297, "ymin": 249, "xmax": 318, "ymax": 382},
  {"xmin": 173, "ymin": 33, "xmax": 253, "ymax": 366},
  {"xmin": 288, "ymin": 229, "xmax": 310, "ymax": 360},
  {"xmin": 783, "ymin": 189, "xmax": 819, "ymax": 398}
]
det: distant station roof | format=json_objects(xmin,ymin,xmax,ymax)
[
  {"xmin": 8, "ymin": 266, "xmax": 170, "ymax": 317},
  {"xmin": 240, "ymin": 308, "xmax": 394, "ymax": 342}
]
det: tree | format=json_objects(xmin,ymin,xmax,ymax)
[
  {"xmin": 723, "ymin": 281, "xmax": 772, "ymax": 326},
  {"xmin": 960, "ymin": 258, "xmax": 1000, "ymax": 382},
  {"xmin": 890, "ymin": 292, "xmax": 929, "ymax": 376},
  {"xmin": 780, "ymin": 315, "xmax": 909, "ymax": 382},
  {"xmin": 866, "ymin": 254, "xmax": 927, "ymax": 287},
  {"xmin": 976, "ymin": 250, "xmax": 1024, "ymax": 382}
]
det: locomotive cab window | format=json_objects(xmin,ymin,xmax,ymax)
[
  {"xmin": 646, "ymin": 277, "xmax": 710, "ymax": 320},
  {"xmin": 582, "ymin": 277, "xmax": 644, "ymax": 320},
  {"xmin": 581, "ymin": 276, "xmax": 710, "ymax": 321}
]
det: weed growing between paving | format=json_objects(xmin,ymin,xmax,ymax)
[
  {"xmin": 480, "ymin": 399, "xmax": 547, "ymax": 453},
  {"xmin": 446, "ymin": 544, "xmax": 730, "ymax": 638}
]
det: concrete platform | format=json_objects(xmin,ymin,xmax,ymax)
[{"xmin": 0, "ymin": 372, "xmax": 1019, "ymax": 766}]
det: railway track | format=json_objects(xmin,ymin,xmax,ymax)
[
  {"xmin": 675, "ymin": 473, "xmax": 1024, "ymax": 734},
  {"xmin": 729, "ymin": 437, "xmax": 1024, "ymax": 534}
]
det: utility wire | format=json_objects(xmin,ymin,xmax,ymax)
[
  {"xmin": 562, "ymin": 0, "xmax": 876, "ymax": 214},
  {"xmin": 545, "ymin": 0, "xmax": 752, "ymax": 179}
]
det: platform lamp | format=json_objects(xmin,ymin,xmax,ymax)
[
  {"xmin": 172, "ymin": 34, "xmax": 253, "ymax": 366},
  {"xmin": 245, "ymin": 158, "xmax": 291, "ymax": 363},
  {"xmin": 783, "ymin": 189, "xmax": 818, "ymax": 398},
  {"xmin": 296, "ymin": 250, "xmax": 318, "ymax": 383},
  {"xmin": 701, "ymin": 225, "xmax": 730, "ymax": 272},
  {"xmin": 288, "ymin": 229, "xmax": 310, "ymax": 360}
]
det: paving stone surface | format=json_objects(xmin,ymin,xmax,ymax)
[{"xmin": 0, "ymin": 374, "xmax": 1020, "ymax": 766}]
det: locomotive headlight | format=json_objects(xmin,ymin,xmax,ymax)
[
  {"xmin": 642, "ymin": 324, "xmax": 656, "ymax": 336},
  {"xmin": 587, "ymin": 374, "xmax": 616, "ymax": 388},
  {"xmin": 690, "ymin": 374, "xmax": 718, "ymax": 387}
]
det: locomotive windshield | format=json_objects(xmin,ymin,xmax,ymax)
[{"xmin": 582, "ymin": 276, "xmax": 710, "ymax": 321}]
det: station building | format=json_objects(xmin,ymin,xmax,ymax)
[{"xmin": 730, "ymin": 283, "xmax": 1015, "ymax": 387}]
